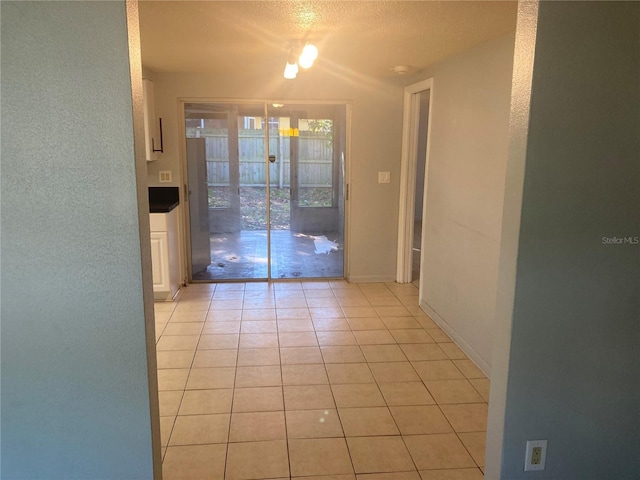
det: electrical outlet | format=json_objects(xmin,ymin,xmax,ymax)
[
  {"xmin": 524, "ymin": 440, "xmax": 547, "ymax": 471},
  {"xmin": 378, "ymin": 171, "xmax": 390, "ymax": 183},
  {"xmin": 159, "ymin": 171, "xmax": 172, "ymax": 183},
  {"xmin": 531, "ymin": 447, "xmax": 542, "ymax": 464}
]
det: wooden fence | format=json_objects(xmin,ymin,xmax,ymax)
[{"xmin": 188, "ymin": 130, "xmax": 332, "ymax": 187}]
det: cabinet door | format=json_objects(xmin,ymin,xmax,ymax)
[{"xmin": 150, "ymin": 231, "xmax": 169, "ymax": 291}]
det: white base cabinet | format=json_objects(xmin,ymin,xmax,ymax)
[{"xmin": 150, "ymin": 209, "xmax": 180, "ymax": 301}]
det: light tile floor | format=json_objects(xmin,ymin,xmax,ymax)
[{"xmin": 155, "ymin": 281, "xmax": 490, "ymax": 480}]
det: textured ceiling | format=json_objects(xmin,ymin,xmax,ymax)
[{"xmin": 139, "ymin": 1, "xmax": 517, "ymax": 78}]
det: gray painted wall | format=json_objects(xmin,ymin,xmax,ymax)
[
  {"xmin": 498, "ymin": 2, "xmax": 640, "ymax": 478},
  {"xmin": 416, "ymin": 34, "xmax": 515, "ymax": 373},
  {"xmin": 145, "ymin": 71, "xmax": 404, "ymax": 282},
  {"xmin": 1, "ymin": 2, "xmax": 155, "ymax": 478}
]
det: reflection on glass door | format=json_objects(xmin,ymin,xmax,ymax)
[
  {"xmin": 185, "ymin": 103, "xmax": 267, "ymax": 280},
  {"xmin": 185, "ymin": 102, "xmax": 346, "ymax": 281},
  {"xmin": 268, "ymin": 104, "xmax": 345, "ymax": 279}
]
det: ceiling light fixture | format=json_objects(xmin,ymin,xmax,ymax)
[
  {"xmin": 283, "ymin": 41, "xmax": 318, "ymax": 79},
  {"xmin": 298, "ymin": 43, "xmax": 318, "ymax": 69},
  {"xmin": 284, "ymin": 60, "xmax": 298, "ymax": 79}
]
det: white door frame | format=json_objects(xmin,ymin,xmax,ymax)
[
  {"xmin": 396, "ymin": 78, "xmax": 434, "ymax": 283},
  {"xmin": 178, "ymin": 99, "xmax": 351, "ymax": 283}
]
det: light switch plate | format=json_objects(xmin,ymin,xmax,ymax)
[
  {"xmin": 378, "ymin": 171, "xmax": 390, "ymax": 183},
  {"xmin": 159, "ymin": 171, "xmax": 172, "ymax": 183}
]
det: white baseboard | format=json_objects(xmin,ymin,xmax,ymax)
[{"xmin": 420, "ymin": 300, "xmax": 491, "ymax": 377}]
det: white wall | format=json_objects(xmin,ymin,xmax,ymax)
[
  {"xmin": 488, "ymin": 2, "xmax": 640, "ymax": 477},
  {"xmin": 416, "ymin": 34, "xmax": 515, "ymax": 373},
  {"xmin": 145, "ymin": 70, "xmax": 404, "ymax": 281},
  {"xmin": 1, "ymin": 2, "xmax": 157, "ymax": 478}
]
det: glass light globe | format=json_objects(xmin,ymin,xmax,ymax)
[
  {"xmin": 283, "ymin": 62, "xmax": 298, "ymax": 79},
  {"xmin": 298, "ymin": 43, "xmax": 318, "ymax": 69},
  {"xmin": 302, "ymin": 43, "xmax": 318, "ymax": 60}
]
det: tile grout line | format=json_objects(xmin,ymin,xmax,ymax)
[
  {"xmin": 161, "ymin": 284, "xmax": 216, "ymax": 462},
  {"xmin": 274, "ymin": 289, "xmax": 293, "ymax": 480},
  {"xmin": 222, "ymin": 284, "xmax": 243, "ymax": 479},
  {"xmin": 318, "ymin": 285, "xmax": 357, "ymax": 477},
  {"xmin": 380, "ymin": 287, "xmax": 424, "ymax": 476}
]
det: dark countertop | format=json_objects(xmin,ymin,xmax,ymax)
[
  {"xmin": 149, "ymin": 186, "xmax": 179, "ymax": 213},
  {"xmin": 150, "ymin": 201, "xmax": 179, "ymax": 213}
]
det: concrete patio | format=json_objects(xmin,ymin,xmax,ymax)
[{"xmin": 193, "ymin": 230, "xmax": 344, "ymax": 281}]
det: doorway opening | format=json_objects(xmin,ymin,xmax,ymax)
[
  {"xmin": 397, "ymin": 79, "xmax": 433, "ymax": 287},
  {"xmin": 412, "ymin": 91, "xmax": 430, "ymax": 283},
  {"xmin": 183, "ymin": 101, "xmax": 347, "ymax": 282}
]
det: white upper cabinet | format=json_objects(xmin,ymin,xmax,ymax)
[{"xmin": 142, "ymin": 78, "xmax": 158, "ymax": 161}]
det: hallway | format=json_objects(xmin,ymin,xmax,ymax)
[{"xmin": 154, "ymin": 281, "xmax": 489, "ymax": 479}]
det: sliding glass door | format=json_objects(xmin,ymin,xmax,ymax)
[
  {"xmin": 185, "ymin": 101, "xmax": 346, "ymax": 281},
  {"xmin": 267, "ymin": 104, "xmax": 345, "ymax": 279}
]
